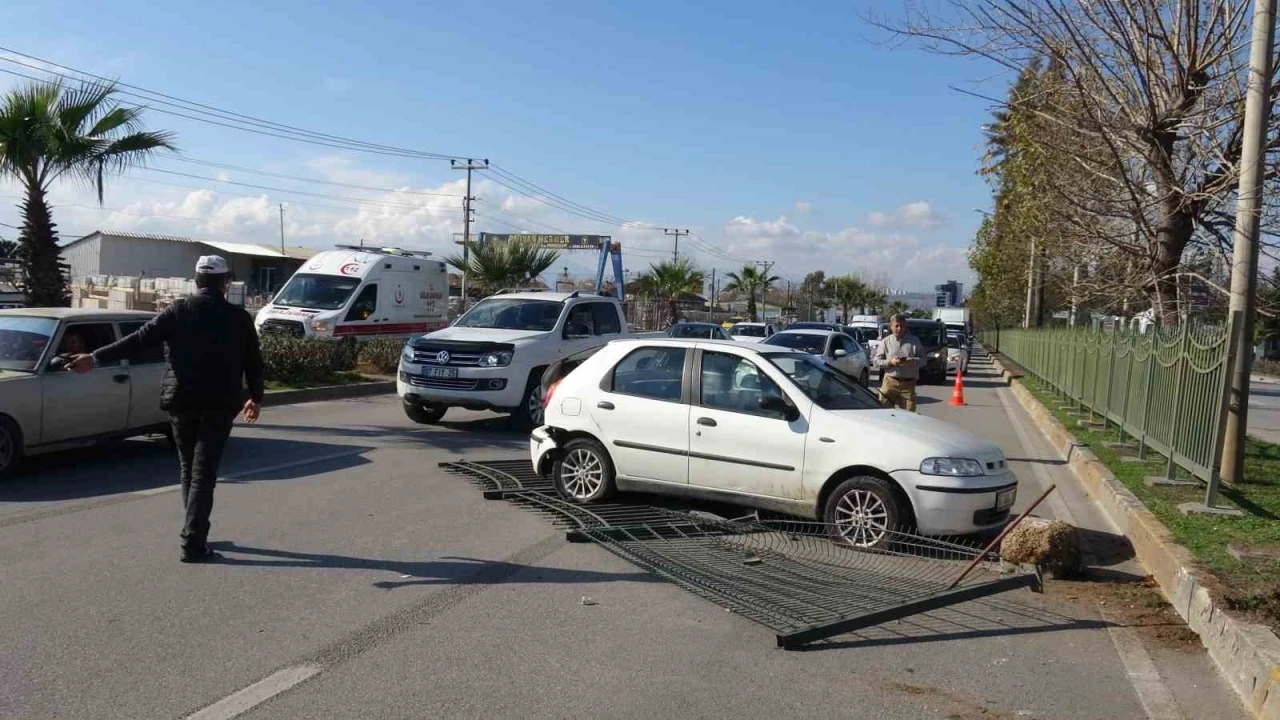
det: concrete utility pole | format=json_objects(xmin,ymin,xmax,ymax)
[
  {"xmin": 756, "ymin": 260, "xmax": 775, "ymax": 324},
  {"xmin": 1221, "ymin": 0, "xmax": 1277, "ymax": 485},
  {"xmin": 278, "ymin": 204, "xmax": 285, "ymax": 254},
  {"xmin": 451, "ymin": 159, "xmax": 489, "ymax": 310},
  {"xmin": 663, "ymin": 228, "xmax": 689, "ymax": 263},
  {"xmin": 1023, "ymin": 236, "xmax": 1038, "ymax": 328},
  {"xmin": 710, "ymin": 268, "xmax": 717, "ymax": 311}
]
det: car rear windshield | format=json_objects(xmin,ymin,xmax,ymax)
[
  {"xmin": 273, "ymin": 274, "xmax": 361, "ymax": 311},
  {"xmin": 763, "ymin": 352, "xmax": 881, "ymax": 410},
  {"xmin": 730, "ymin": 325, "xmax": 767, "ymax": 337},
  {"xmin": 906, "ymin": 321, "xmax": 947, "ymax": 347},
  {"xmin": 456, "ymin": 298, "xmax": 563, "ymax": 331},
  {"xmin": 668, "ymin": 324, "xmax": 718, "ymax": 339},
  {"xmin": 0, "ymin": 316, "xmax": 57, "ymax": 371},
  {"xmin": 786, "ymin": 322, "xmax": 835, "ymax": 331},
  {"xmin": 765, "ymin": 332, "xmax": 826, "ymax": 354}
]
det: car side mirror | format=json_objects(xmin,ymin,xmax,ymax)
[
  {"xmin": 833, "ymin": 349, "xmax": 848, "ymax": 358},
  {"xmin": 48, "ymin": 355, "xmax": 68, "ymax": 372},
  {"xmin": 564, "ymin": 323, "xmax": 591, "ymax": 339},
  {"xmin": 759, "ymin": 394, "xmax": 799, "ymax": 421}
]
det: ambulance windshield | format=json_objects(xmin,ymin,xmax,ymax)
[{"xmin": 273, "ymin": 274, "xmax": 362, "ymax": 310}]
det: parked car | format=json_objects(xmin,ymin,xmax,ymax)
[
  {"xmin": 532, "ymin": 338, "xmax": 1018, "ymax": 546},
  {"xmin": 667, "ymin": 322, "xmax": 732, "ymax": 341},
  {"xmin": 728, "ymin": 322, "xmax": 775, "ymax": 343},
  {"xmin": 763, "ymin": 330, "xmax": 871, "ymax": 386},
  {"xmin": 947, "ymin": 333, "xmax": 970, "ymax": 375},
  {"xmin": 0, "ymin": 308, "xmax": 170, "ymax": 477},
  {"xmin": 397, "ymin": 290, "xmax": 629, "ymax": 428},
  {"xmin": 785, "ymin": 322, "xmax": 843, "ymax": 332}
]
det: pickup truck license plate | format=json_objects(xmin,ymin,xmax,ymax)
[
  {"xmin": 995, "ymin": 487, "xmax": 1016, "ymax": 511},
  {"xmin": 423, "ymin": 367, "xmax": 458, "ymax": 379}
]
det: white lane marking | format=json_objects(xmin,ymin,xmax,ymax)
[
  {"xmin": 993, "ymin": 384, "xmax": 1077, "ymax": 525},
  {"xmin": 186, "ymin": 664, "xmax": 322, "ymax": 720},
  {"xmin": 1098, "ymin": 605, "xmax": 1187, "ymax": 720},
  {"xmin": 128, "ymin": 448, "xmax": 369, "ymax": 498}
]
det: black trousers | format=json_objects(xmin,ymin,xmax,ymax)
[{"xmin": 170, "ymin": 407, "xmax": 238, "ymax": 550}]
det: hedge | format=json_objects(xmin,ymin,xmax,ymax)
[{"xmin": 259, "ymin": 335, "xmax": 403, "ymax": 385}]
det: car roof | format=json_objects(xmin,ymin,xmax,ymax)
[
  {"xmin": 673, "ymin": 321, "xmax": 719, "ymax": 327},
  {"xmin": 733, "ymin": 321, "xmax": 769, "ymax": 327},
  {"xmin": 609, "ymin": 337, "xmax": 770, "ymax": 353},
  {"xmin": 488, "ymin": 291, "xmax": 614, "ymax": 302},
  {"xmin": 0, "ymin": 307, "xmax": 155, "ymax": 320},
  {"xmin": 772, "ymin": 329, "xmax": 837, "ymax": 337}
]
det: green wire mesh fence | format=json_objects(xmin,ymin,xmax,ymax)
[{"xmin": 981, "ymin": 319, "xmax": 1237, "ymax": 487}]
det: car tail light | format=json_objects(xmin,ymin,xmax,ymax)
[{"xmin": 544, "ymin": 380, "xmax": 560, "ymax": 409}]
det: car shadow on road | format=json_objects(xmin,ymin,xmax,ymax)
[
  {"xmin": 206, "ymin": 541, "xmax": 660, "ymax": 589},
  {"xmin": 246, "ymin": 419, "xmax": 527, "ymax": 453},
  {"xmin": 1, "ymin": 436, "xmax": 370, "ymax": 503}
]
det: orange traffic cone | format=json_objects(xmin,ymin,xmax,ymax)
[{"xmin": 948, "ymin": 370, "xmax": 967, "ymax": 406}]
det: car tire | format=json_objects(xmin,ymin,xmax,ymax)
[
  {"xmin": 552, "ymin": 437, "xmax": 616, "ymax": 504},
  {"xmin": 403, "ymin": 401, "xmax": 446, "ymax": 425},
  {"xmin": 859, "ymin": 369, "xmax": 870, "ymax": 387},
  {"xmin": 0, "ymin": 416, "xmax": 22, "ymax": 479},
  {"xmin": 511, "ymin": 369, "xmax": 546, "ymax": 431},
  {"xmin": 823, "ymin": 475, "xmax": 904, "ymax": 548}
]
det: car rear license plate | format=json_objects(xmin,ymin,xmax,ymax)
[
  {"xmin": 423, "ymin": 367, "xmax": 457, "ymax": 379},
  {"xmin": 995, "ymin": 487, "xmax": 1016, "ymax": 511}
]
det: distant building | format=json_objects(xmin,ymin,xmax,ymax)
[
  {"xmin": 885, "ymin": 291, "xmax": 939, "ymax": 312},
  {"xmin": 934, "ymin": 280, "xmax": 964, "ymax": 307},
  {"xmin": 60, "ymin": 230, "xmax": 317, "ymax": 294}
]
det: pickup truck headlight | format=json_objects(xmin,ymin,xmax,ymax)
[
  {"xmin": 311, "ymin": 318, "xmax": 334, "ymax": 333},
  {"xmin": 478, "ymin": 351, "xmax": 513, "ymax": 368},
  {"xmin": 928, "ymin": 350, "xmax": 944, "ymax": 360},
  {"xmin": 919, "ymin": 457, "xmax": 985, "ymax": 477},
  {"xmin": 402, "ymin": 344, "xmax": 415, "ymax": 363}
]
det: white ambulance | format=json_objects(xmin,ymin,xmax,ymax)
[{"xmin": 255, "ymin": 246, "xmax": 449, "ymax": 340}]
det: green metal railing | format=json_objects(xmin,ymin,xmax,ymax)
[{"xmin": 981, "ymin": 316, "xmax": 1240, "ymax": 492}]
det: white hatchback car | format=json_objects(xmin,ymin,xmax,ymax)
[
  {"xmin": 0, "ymin": 308, "xmax": 169, "ymax": 476},
  {"xmin": 764, "ymin": 329, "xmax": 871, "ymax": 386},
  {"xmin": 531, "ymin": 339, "xmax": 1017, "ymax": 545}
]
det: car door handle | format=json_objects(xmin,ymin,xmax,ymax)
[
  {"xmin": 697, "ymin": 417, "xmax": 717, "ymax": 427},
  {"xmin": 597, "ymin": 401, "xmax": 615, "ymax": 410},
  {"xmin": 819, "ymin": 436, "xmax": 835, "ymax": 443},
  {"xmin": 112, "ymin": 374, "xmax": 129, "ymax": 384}
]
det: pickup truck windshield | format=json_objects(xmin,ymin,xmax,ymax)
[
  {"xmin": 456, "ymin": 298, "xmax": 564, "ymax": 331},
  {"xmin": 0, "ymin": 316, "xmax": 57, "ymax": 371},
  {"xmin": 764, "ymin": 352, "xmax": 881, "ymax": 410},
  {"xmin": 273, "ymin": 274, "xmax": 361, "ymax": 311}
]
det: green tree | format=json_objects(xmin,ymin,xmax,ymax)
[
  {"xmin": 0, "ymin": 238, "xmax": 15, "ymax": 259},
  {"xmin": 634, "ymin": 258, "xmax": 706, "ymax": 326},
  {"xmin": 724, "ymin": 265, "xmax": 780, "ymax": 322},
  {"xmin": 829, "ymin": 275, "xmax": 870, "ymax": 324},
  {"xmin": 0, "ymin": 81, "xmax": 175, "ymax": 306},
  {"xmin": 887, "ymin": 300, "xmax": 909, "ymax": 318},
  {"xmin": 445, "ymin": 239, "xmax": 560, "ymax": 295}
]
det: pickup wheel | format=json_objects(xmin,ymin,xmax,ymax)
[
  {"xmin": 403, "ymin": 401, "xmax": 446, "ymax": 425},
  {"xmin": 511, "ymin": 369, "xmax": 546, "ymax": 431},
  {"xmin": 0, "ymin": 416, "xmax": 22, "ymax": 479},
  {"xmin": 552, "ymin": 437, "xmax": 616, "ymax": 503}
]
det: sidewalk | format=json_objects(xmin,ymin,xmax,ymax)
[{"xmin": 915, "ymin": 354, "xmax": 1247, "ymax": 720}]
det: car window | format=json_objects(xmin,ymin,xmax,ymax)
[
  {"xmin": 765, "ymin": 332, "xmax": 826, "ymax": 354},
  {"xmin": 836, "ymin": 335, "xmax": 859, "ymax": 356},
  {"xmin": 609, "ymin": 346, "xmax": 686, "ymax": 402},
  {"xmin": 669, "ymin": 324, "xmax": 714, "ymax": 339},
  {"xmin": 456, "ymin": 298, "xmax": 563, "ymax": 331},
  {"xmin": 590, "ymin": 303, "xmax": 621, "ymax": 336},
  {"xmin": 763, "ymin": 352, "xmax": 881, "ymax": 410},
  {"xmin": 0, "ymin": 316, "xmax": 58, "ymax": 372},
  {"xmin": 53, "ymin": 322, "xmax": 119, "ymax": 369},
  {"xmin": 729, "ymin": 324, "xmax": 767, "ymax": 337},
  {"xmin": 119, "ymin": 321, "xmax": 166, "ymax": 365},
  {"xmin": 566, "ymin": 304, "xmax": 594, "ymax": 334},
  {"xmin": 345, "ymin": 283, "xmax": 377, "ymax": 321},
  {"xmin": 700, "ymin": 351, "xmax": 788, "ymax": 419}
]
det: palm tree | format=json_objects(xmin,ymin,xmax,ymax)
[
  {"xmin": 724, "ymin": 265, "xmax": 780, "ymax": 322},
  {"xmin": 0, "ymin": 238, "xmax": 15, "ymax": 259},
  {"xmin": 445, "ymin": 238, "xmax": 560, "ymax": 295},
  {"xmin": 888, "ymin": 300, "xmax": 910, "ymax": 318},
  {"xmin": 830, "ymin": 275, "xmax": 869, "ymax": 324},
  {"xmin": 634, "ymin": 258, "xmax": 705, "ymax": 326},
  {"xmin": 0, "ymin": 81, "xmax": 176, "ymax": 306}
]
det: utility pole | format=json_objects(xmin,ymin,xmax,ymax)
[
  {"xmin": 710, "ymin": 268, "xmax": 717, "ymax": 311},
  {"xmin": 1221, "ymin": 0, "xmax": 1277, "ymax": 485},
  {"xmin": 664, "ymin": 228, "xmax": 689, "ymax": 263},
  {"xmin": 278, "ymin": 203, "xmax": 285, "ymax": 254},
  {"xmin": 755, "ymin": 260, "xmax": 774, "ymax": 324},
  {"xmin": 1023, "ymin": 236, "xmax": 1038, "ymax": 328},
  {"xmin": 451, "ymin": 158, "xmax": 489, "ymax": 310}
]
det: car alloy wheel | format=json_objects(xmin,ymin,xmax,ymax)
[
  {"xmin": 527, "ymin": 383, "xmax": 545, "ymax": 426},
  {"xmin": 834, "ymin": 489, "xmax": 889, "ymax": 547},
  {"xmin": 560, "ymin": 447, "xmax": 604, "ymax": 500}
]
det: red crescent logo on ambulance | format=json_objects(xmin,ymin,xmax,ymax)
[
  {"xmin": 339, "ymin": 263, "xmax": 361, "ymax": 276},
  {"xmin": 394, "ymin": 286, "xmax": 405, "ymax": 304}
]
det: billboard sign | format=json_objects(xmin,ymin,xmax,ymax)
[{"xmin": 478, "ymin": 233, "xmax": 609, "ymax": 250}]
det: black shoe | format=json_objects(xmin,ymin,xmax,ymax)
[{"xmin": 180, "ymin": 545, "xmax": 219, "ymax": 563}]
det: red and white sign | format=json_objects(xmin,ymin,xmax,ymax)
[{"xmin": 339, "ymin": 263, "xmax": 362, "ymax": 276}]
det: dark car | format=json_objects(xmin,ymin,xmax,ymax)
[
  {"xmin": 904, "ymin": 318, "xmax": 949, "ymax": 383},
  {"xmin": 666, "ymin": 322, "xmax": 732, "ymax": 340}
]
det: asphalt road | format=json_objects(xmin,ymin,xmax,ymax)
[
  {"xmin": 0, "ymin": 360, "xmax": 1248, "ymax": 720},
  {"xmin": 1249, "ymin": 381, "xmax": 1280, "ymax": 444}
]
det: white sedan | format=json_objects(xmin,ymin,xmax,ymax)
[
  {"xmin": 0, "ymin": 308, "xmax": 169, "ymax": 476},
  {"xmin": 764, "ymin": 329, "xmax": 871, "ymax": 386},
  {"xmin": 727, "ymin": 322, "xmax": 775, "ymax": 343},
  {"xmin": 531, "ymin": 338, "xmax": 1018, "ymax": 545}
]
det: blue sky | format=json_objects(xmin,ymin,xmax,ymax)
[{"xmin": 1, "ymin": 0, "xmax": 1005, "ymax": 290}]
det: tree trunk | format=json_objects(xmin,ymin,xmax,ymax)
[
  {"xmin": 18, "ymin": 183, "xmax": 70, "ymax": 307},
  {"xmin": 667, "ymin": 297, "xmax": 680, "ymax": 327},
  {"xmin": 747, "ymin": 293, "xmax": 758, "ymax": 322},
  {"xmin": 1148, "ymin": 204, "xmax": 1193, "ymax": 326}
]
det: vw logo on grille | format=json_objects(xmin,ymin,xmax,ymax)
[{"xmin": 435, "ymin": 351, "xmax": 451, "ymax": 365}]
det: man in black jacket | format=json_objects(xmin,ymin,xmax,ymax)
[{"xmin": 69, "ymin": 255, "xmax": 264, "ymax": 562}]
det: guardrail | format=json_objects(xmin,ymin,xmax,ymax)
[{"xmin": 981, "ymin": 316, "xmax": 1241, "ymax": 488}]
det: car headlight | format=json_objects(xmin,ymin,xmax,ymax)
[
  {"xmin": 311, "ymin": 318, "xmax": 334, "ymax": 333},
  {"xmin": 402, "ymin": 344, "xmax": 415, "ymax": 363},
  {"xmin": 478, "ymin": 351, "xmax": 513, "ymax": 368},
  {"xmin": 919, "ymin": 457, "xmax": 985, "ymax": 477},
  {"xmin": 928, "ymin": 350, "xmax": 944, "ymax": 360}
]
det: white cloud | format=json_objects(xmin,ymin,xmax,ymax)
[
  {"xmin": 794, "ymin": 201, "xmax": 812, "ymax": 215},
  {"xmin": 867, "ymin": 201, "xmax": 946, "ymax": 230}
]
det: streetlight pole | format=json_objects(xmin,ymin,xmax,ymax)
[{"xmin": 451, "ymin": 159, "xmax": 488, "ymax": 311}]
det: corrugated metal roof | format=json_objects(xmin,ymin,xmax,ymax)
[{"xmin": 65, "ymin": 231, "xmax": 290, "ymax": 259}]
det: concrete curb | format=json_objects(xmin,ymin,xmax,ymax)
[
  {"xmin": 1254, "ymin": 373, "xmax": 1280, "ymax": 385},
  {"xmin": 261, "ymin": 381, "xmax": 396, "ymax": 408},
  {"xmin": 985, "ymin": 349, "xmax": 1280, "ymax": 720}
]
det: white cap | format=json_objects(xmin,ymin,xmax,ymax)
[{"xmin": 195, "ymin": 255, "xmax": 230, "ymax": 275}]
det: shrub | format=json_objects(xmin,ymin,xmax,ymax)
[
  {"xmin": 259, "ymin": 334, "xmax": 341, "ymax": 385},
  {"xmin": 357, "ymin": 338, "xmax": 404, "ymax": 376}
]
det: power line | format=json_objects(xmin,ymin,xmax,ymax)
[
  {"xmin": 136, "ymin": 167, "xmax": 464, "ymax": 212},
  {"xmin": 159, "ymin": 157, "xmax": 460, "ymax": 197}
]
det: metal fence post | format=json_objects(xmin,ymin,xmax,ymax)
[
  {"xmin": 1207, "ymin": 312, "xmax": 1244, "ymax": 506},
  {"xmin": 1101, "ymin": 331, "xmax": 1115, "ymax": 430},
  {"xmin": 1137, "ymin": 334, "xmax": 1156, "ymax": 461},
  {"xmin": 1117, "ymin": 335, "xmax": 1134, "ymax": 444},
  {"xmin": 1164, "ymin": 325, "xmax": 1192, "ymax": 480}
]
